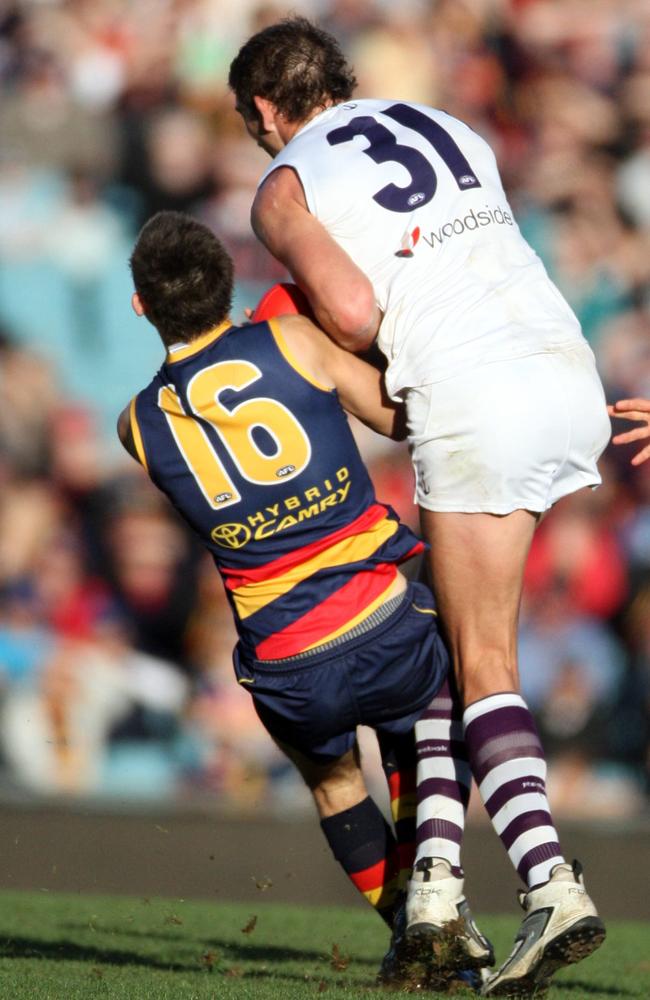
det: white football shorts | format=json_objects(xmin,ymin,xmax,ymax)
[{"xmin": 406, "ymin": 345, "xmax": 610, "ymax": 514}]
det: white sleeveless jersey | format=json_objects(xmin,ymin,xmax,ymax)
[{"xmin": 260, "ymin": 99, "xmax": 586, "ymax": 397}]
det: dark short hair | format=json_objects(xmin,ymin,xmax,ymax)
[
  {"xmin": 129, "ymin": 212, "xmax": 233, "ymax": 344},
  {"xmin": 228, "ymin": 16, "xmax": 356, "ymax": 124}
]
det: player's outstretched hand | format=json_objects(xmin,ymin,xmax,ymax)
[{"xmin": 608, "ymin": 398, "xmax": 650, "ymax": 466}]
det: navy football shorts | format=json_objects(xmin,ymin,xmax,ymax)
[{"xmin": 232, "ymin": 580, "xmax": 449, "ymax": 762}]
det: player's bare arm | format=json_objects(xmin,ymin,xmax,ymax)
[
  {"xmin": 116, "ymin": 405, "xmax": 140, "ymax": 464},
  {"xmin": 252, "ymin": 167, "xmax": 380, "ymax": 352},
  {"xmin": 276, "ymin": 314, "xmax": 406, "ymax": 440},
  {"xmin": 608, "ymin": 398, "xmax": 650, "ymax": 465}
]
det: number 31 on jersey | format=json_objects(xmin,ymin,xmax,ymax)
[{"xmin": 327, "ymin": 103, "xmax": 481, "ymax": 213}]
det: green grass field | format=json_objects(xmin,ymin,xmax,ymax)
[{"xmin": 0, "ymin": 890, "xmax": 646, "ymax": 999}]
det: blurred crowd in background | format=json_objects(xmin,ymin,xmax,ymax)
[{"xmin": 0, "ymin": 0, "xmax": 649, "ymax": 818}]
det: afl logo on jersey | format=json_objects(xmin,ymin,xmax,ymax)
[
  {"xmin": 408, "ymin": 192, "xmax": 426, "ymax": 207},
  {"xmin": 211, "ymin": 522, "xmax": 251, "ymax": 549},
  {"xmin": 459, "ymin": 175, "xmax": 478, "ymax": 187},
  {"xmin": 276, "ymin": 464, "xmax": 296, "ymax": 478}
]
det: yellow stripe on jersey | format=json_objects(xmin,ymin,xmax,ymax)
[
  {"xmin": 268, "ymin": 317, "xmax": 333, "ymax": 393},
  {"xmin": 165, "ymin": 320, "xmax": 232, "ymax": 364},
  {"xmin": 129, "ymin": 396, "xmax": 149, "ymax": 472},
  {"xmin": 230, "ymin": 516, "xmax": 399, "ymax": 620}
]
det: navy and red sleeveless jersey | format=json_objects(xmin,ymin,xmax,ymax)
[{"xmin": 130, "ymin": 317, "xmax": 423, "ymax": 660}]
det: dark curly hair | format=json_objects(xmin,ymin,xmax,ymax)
[
  {"xmin": 129, "ymin": 212, "xmax": 233, "ymax": 346},
  {"xmin": 228, "ymin": 16, "xmax": 357, "ymax": 124}
]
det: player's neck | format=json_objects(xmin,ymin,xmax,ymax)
[
  {"xmin": 161, "ymin": 317, "xmax": 232, "ymax": 352},
  {"xmin": 281, "ymin": 100, "xmax": 336, "ymax": 143}
]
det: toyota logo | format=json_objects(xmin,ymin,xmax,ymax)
[{"xmin": 211, "ymin": 522, "xmax": 252, "ymax": 549}]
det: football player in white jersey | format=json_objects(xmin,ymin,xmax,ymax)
[{"xmin": 229, "ymin": 17, "xmax": 609, "ymax": 997}]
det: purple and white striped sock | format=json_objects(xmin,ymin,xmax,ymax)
[
  {"xmin": 414, "ymin": 677, "xmax": 471, "ymax": 876},
  {"xmin": 463, "ymin": 692, "xmax": 565, "ymax": 888}
]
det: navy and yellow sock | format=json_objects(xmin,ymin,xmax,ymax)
[{"xmin": 320, "ymin": 795, "xmax": 400, "ymax": 926}]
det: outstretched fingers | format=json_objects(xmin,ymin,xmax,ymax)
[{"xmin": 608, "ymin": 399, "xmax": 650, "ymax": 465}]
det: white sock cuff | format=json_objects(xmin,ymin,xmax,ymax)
[{"xmin": 462, "ymin": 692, "xmax": 527, "ymax": 728}]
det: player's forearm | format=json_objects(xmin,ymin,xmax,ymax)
[
  {"xmin": 309, "ymin": 291, "xmax": 380, "ymax": 353},
  {"xmin": 281, "ymin": 241, "xmax": 381, "ymax": 352},
  {"xmin": 252, "ymin": 173, "xmax": 380, "ymax": 351},
  {"xmin": 258, "ymin": 230, "xmax": 381, "ymax": 351}
]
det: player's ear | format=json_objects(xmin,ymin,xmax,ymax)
[
  {"xmin": 253, "ymin": 95, "xmax": 279, "ymax": 133},
  {"xmin": 131, "ymin": 292, "xmax": 145, "ymax": 317}
]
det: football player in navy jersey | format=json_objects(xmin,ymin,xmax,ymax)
[
  {"xmin": 229, "ymin": 17, "xmax": 607, "ymax": 996},
  {"xmin": 118, "ymin": 210, "xmax": 494, "ymax": 988}
]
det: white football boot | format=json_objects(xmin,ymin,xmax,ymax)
[
  {"xmin": 482, "ymin": 860, "xmax": 606, "ymax": 997},
  {"xmin": 403, "ymin": 857, "xmax": 494, "ymax": 974}
]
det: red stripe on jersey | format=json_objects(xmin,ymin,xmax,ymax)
[
  {"xmin": 220, "ymin": 502, "xmax": 389, "ymax": 589},
  {"xmin": 255, "ymin": 563, "xmax": 396, "ymax": 660},
  {"xmin": 401, "ymin": 540, "xmax": 426, "ymax": 562}
]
